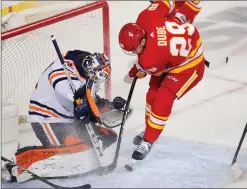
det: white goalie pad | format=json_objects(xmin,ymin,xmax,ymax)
[{"xmin": 12, "ymin": 148, "xmax": 100, "ymax": 183}]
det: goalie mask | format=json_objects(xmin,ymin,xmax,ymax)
[{"xmin": 82, "ymin": 53, "xmax": 111, "ymax": 83}]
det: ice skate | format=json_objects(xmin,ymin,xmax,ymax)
[
  {"xmin": 133, "ymin": 132, "xmax": 144, "ymax": 146},
  {"xmin": 132, "ymin": 140, "xmax": 152, "ymax": 160}
]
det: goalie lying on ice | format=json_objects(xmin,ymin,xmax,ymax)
[{"xmin": 2, "ymin": 50, "xmax": 132, "ymax": 183}]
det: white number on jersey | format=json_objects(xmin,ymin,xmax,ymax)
[{"xmin": 165, "ymin": 21, "xmax": 195, "ymax": 57}]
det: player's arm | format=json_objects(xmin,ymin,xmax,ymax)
[
  {"xmin": 128, "ymin": 56, "xmax": 166, "ymax": 78},
  {"xmin": 137, "ymin": 1, "xmax": 175, "ymax": 25},
  {"xmin": 171, "ymin": 0, "xmax": 202, "ymax": 24}
]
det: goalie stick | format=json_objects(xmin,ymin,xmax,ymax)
[
  {"xmin": 41, "ymin": 76, "xmax": 137, "ymax": 178},
  {"xmin": 1, "ymin": 156, "xmax": 91, "ymax": 189},
  {"xmin": 100, "ymin": 76, "xmax": 138, "ymax": 174},
  {"xmin": 51, "ymin": 35, "xmax": 106, "ymax": 166}
]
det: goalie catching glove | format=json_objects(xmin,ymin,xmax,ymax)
[{"xmin": 96, "ymin": 95, "xmax": 132, "ymax": 128}]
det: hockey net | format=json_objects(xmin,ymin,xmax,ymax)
[{"xmin": 1, "ymin": 1, "xmax": 111, "ymax": 128}]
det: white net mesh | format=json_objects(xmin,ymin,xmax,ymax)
[{"xmin": 2, "ymin": 1, "xmax": 108, "ymax": 124}]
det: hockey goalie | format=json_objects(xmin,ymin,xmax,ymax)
[{"xmin": 2, "ymin": 50, "xmax": 132, "ymax": 183}]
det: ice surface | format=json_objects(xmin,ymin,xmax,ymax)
[
  {"xmin": 2, "ymin": 1, "xmax": 247, "ymax": 188},
  {"xmin": 2, "ymin": 134, "xmax": 247, "ymax": 188}
]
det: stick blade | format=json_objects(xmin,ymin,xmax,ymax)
[{"xmin": 231, "ymin": 163, "xmax": 244, "ymax": 178}]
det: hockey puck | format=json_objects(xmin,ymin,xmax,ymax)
[{"xmin": 124, "ymin": 164, "xmax": 133, "ymax": 172}]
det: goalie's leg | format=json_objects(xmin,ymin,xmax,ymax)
[{"xmin": 3, "ymin": 121, "xmax": 95, "ymax": 183}]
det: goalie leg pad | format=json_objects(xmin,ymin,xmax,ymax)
[
  {"xmin": 31, "ymin": 121, "xmax": 91, "ymax": 146},
  {"xmin": 15, "ymin": 142, "xmax": 90, "ymax": 175},
  {"xmin": 91, "ymin": 123, "xmax": 117, "ymax": 150}
]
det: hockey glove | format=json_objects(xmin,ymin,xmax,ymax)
[
  {"xmin": 128, "ymin": 64, "xmax": 147, "ymax": 79},
  {"xmin": 73, "ymin": 86, "xmax": 92, "ymax": 120},
  {"xmin": 74, "ymin": 99, "xmax": 92, "ymax": 120},
  {"xmin": 73, "ymin": 86, "xmax": 86, "ymax": 106}
]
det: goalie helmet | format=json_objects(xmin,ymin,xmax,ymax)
[{"xmin": 81, "ymin": 53, "xmax": 111, "ymax": 84}]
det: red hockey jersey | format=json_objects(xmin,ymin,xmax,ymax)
[{"xmin": 136, "ymin": 1, "xmax": 204, "ymax": 76}]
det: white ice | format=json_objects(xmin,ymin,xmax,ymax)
[{"xmin": 2, "ymin": 1, "xmax": 247, "ymax": 188}]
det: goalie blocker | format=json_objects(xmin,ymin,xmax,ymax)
[{"xmin": 1, "ymin": 50, "xmax": 132, "ymax": 183}]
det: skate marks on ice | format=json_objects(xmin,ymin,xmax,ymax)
[
  {"xmin": 195, "ymin": 6, "xmax": 247, "ymax": 53},
  {"xmin": 3, "ymin": 133, "xmax": 247, "ymax": 188}
]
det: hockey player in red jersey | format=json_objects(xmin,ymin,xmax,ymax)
[
  {"xmin": 118, "ymin": 0, "xmax": 205, "ymax": 160},
  {"xmin": 150, "ymin": 0, "xmax": 202, "ymax": 24}
]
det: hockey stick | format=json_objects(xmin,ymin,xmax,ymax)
[
  {"xmin": 123, "ymin": 57, "xmax": 229, "ymax": 84},
  {"xmin": 231, "ymin": 122, "xmax": 247, "ymax": 166},
  {"xmin": 101, "ymin": 76, "xmax": 138, "ymax": 174},
  {"xmin": 51, "ymin": 35, "xmax": 106, "ymax": 167},
  {"xmin": 51, "ymin": 35, "xmax": 76, "ymax": 94},
  {"xmin": 1, "ymin": 156, "xmax": 91, "ymax": 189},
  {"xmin": 204, "ymin": 57, "xmax": 229, "ymax": 69}
]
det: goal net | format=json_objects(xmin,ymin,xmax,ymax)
[{"xmin": 1, "ymin": 1, "xmax": 111, "ymax": 128}]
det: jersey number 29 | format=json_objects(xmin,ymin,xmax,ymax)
[{"xmin": 165, "ymin": 21, "xmax": 195, "ymax": 57}]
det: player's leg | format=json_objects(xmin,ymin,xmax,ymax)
[
  {"xmin": 133, "ymin": 75, "xmax": 164, "ymax": 146},
  {"xmin": 133, "ymin": 62, "xmax": 205, "ymax": 160},
  {"xmin": 31, "ymin": 120, "xmax": 117, "ymax": 149}
]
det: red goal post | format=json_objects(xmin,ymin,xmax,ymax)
[{"xmin": 1, "ymin": 1, "xmax": 111, "ymax": 125}]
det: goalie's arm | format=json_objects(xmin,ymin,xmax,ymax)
[
  {"xmin": 49, "ymin": 68, "xmax": 83, "ymax": 114},
  {"xmin": 85, "ymin": 79, "xmax": 103, "ymax": 124}
]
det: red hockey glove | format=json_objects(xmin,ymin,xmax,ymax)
[{"xmin": 128, "ymin": 64, "xmax": 147, "ymax": 79}]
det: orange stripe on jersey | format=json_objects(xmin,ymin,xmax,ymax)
[
  {"xmin": 151, "ymin": 111, "xmax": 169, "ymax": 121},
  {"xmin": 43, "ymin": 123, "xmax": 58, "ymax": 145},
  {"xmin": 29, "ymin": 105, "xmax": 60, "ymax": 118},
  {"xmin": 49, "ymin": 72, "xmax": 76, "ymax": 84},
  {"xmin": 186, "ymin": 38, "xmax": 202, "ymax": 60},
  {"xmin": 176, "ymin": 70, "xmax": 198, "ymax": 98},
  {"xmin": 146, "ymin": 103, "xmax": 151, "ymax": 108},
  {"xmin": 86, "ymin": 88, "xmax": 100, "ymax": 119},
  {"xmin": 162, "ymin": 1, "xmax": 170, "ymax": 9},
  {"xmin": 147, "ymin": 118, "xmax": 165, "ymax": 130},
  {"xmin": 162, "ymin": 0, "xmax": 175, "ymax": 13},
  {"xmin": 185, "ymin": 1, "xmax": 201, "ymax": 12},
  {"xmin": 169, "ymin": 53, "xmax": 204, "ymax": 73},
  {"xmin": 146, "ymin": 112, "xmax": 150, "ymax": 117}
]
